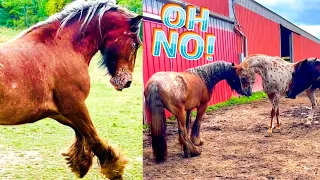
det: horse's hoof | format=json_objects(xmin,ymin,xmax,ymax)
[
  {"xmin": 191, "ymin": 137, "xmax": 205, "ymax": 146},
  {"xmin": 273, "ymin": 129, "xmax": 280, "ymax": 133},
  {"xmin": 265, "ymin": 132, "xmax": 272, "ymax": 137},
  {"xmin": 183, "ymin": 147, "xmax": 190, "ymax": 158},
  {"xmin": 190, "ymin": 151, "xmax": 201, "ymax": 157},
  {"xmin": 305, "ymin": 123, "xmax": 312, "ymax": 128},
  {"xmin": 183, "ymin": 152, "xmax": 190, "ymax": 158},
  {"xmin": 190, "ymin": 148, "xmax": 201, "ymax": 157}
]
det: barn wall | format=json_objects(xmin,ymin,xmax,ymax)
[
  {"xmin": 234, "ymin": 4, "xmax": 281, "ymax": 91},
  {"xmin": 183, "ymin": 0, "xmax": 230, "ymax": 17},
  {"xmin": 293, "ymin": 33, "xmax": 320, "ymax": 62},
  {"xmin": 143, "ymin": 0, "xmax": 242, "ymax": 121},
  {"xmin": 234, "ymin": 4, "xmax": 280, "ymax": 56}
]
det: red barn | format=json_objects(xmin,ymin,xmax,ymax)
[{"xmin": 142, "ymin": 0, "xmax": 320, "ymax": 121}]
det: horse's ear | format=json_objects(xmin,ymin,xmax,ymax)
[{"xmin": 130, "ymin": 15, "xmax": 143, "ymax": 31}]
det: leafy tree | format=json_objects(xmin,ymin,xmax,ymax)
[
  {"xmin": 118, "ymin": 0, "xmax": 142, "ymax": 15},
  {"xmin": 45, "ymin": 0, "xmax": 72, "ymax": 16}
]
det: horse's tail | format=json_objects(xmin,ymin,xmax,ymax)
[{"xmin": 145, "ymin": 82, "xmax": 167, "ymax": 162}]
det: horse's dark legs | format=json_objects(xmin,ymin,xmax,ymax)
[
  {"xmin": 186, "ymin": 110, "xmax": 192, "ymax": 134},
  {"xmin": 306, "ymin": 88, "xmax": 317, "ymax": 125},
  {"xmin": 183, "ymin": 110, "xmax": 192, "ymax": 156},
  {"xmin": 191, "ymin": 104, "xmax": 207, "ymax": 146},
  {"xmin": 50, "ymin": 115, "xmax": 93, "ymax": 178},
  {"xmin": 175, "ymin": 110, "xmax": 200, "ymax": 158}
]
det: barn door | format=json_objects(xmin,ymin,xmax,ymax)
[{"xmin": 280, "ymin": 24, "xmax": 294, "ymax": 62}]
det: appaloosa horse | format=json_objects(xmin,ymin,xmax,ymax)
[
  {"xmin": 236, "ymin": 55, "xmax": 317, "ymax": 136},
  {"xmin": 287, "ymin": 58, "xmax": 320, "ymax": 124},
  {"xmin": 144, "ymin": 61, "xmax": 252, "ymax": 162},
  {"xmin": 0, "ymin": 0, "xmax": 142, "ymax": 179}
]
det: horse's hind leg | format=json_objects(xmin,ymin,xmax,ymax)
[
  {"xmin": 175, "ymin": 109, "xmax": 200, "ymax": 158},
  {"xmin": 186, "ymin": 110, "xmax": 192, "ymax": 134},
  {"xmin": 183, "ymin": 110, "xmax": 192, "ymax": 156},
  {"xmin": 191, "ymin": 104, "xmax": 207, "ymax": 146},
  {"xmin": 50, "ymin": 115, "xmax": 93, "ymax": 178},
  {"xmin": 59, "ymin": 103, "xmax": 127, "ymax": 179},
  {"xmin": 306, "ymin": 87, "xmax": 317, "ymax": 125}
]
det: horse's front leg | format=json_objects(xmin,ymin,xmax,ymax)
[
  {"xmin": 191, "ymin": 104, "xmax": 207, "ymax": 146},
  {"xmin": 266, "ymin": 93, "xmax": 280, "ymax": 136},
  {"xmin": 306, "ymin": 87, "xmax": 317, "ymax": 125},
  {"xmin": 59, "ymin": 102, "xmax": 127, "ymax": 180},
  {"xmin": 50, "ymin": 115, "xmax": 93, "ymax": 178}
]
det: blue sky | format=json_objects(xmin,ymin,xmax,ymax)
[{"xmin": 255, "ymin": 0, "xmax": 320, "ymax": 39}]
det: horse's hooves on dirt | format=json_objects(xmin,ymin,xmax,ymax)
[
  {"xmin": 273, "ymin": 128, "xmax": 281, "ymax": 133},
  {"xmin": 190, "ymin": 150, "xmax": 201, "ymax": 157},
  {"xmin": 191, "ymin": 137, "xmax": 205, "ymax": 146},
  {"xmin": 304, "ymin": 123, "xmax": 312, "ymax": 128},
  {"xmin": 183, "ymin": 152, "xmax": 190, "ymax": 158},
  {"xmin": 264, "ymin": 133, "xmax": 272, "ymax": 137}
]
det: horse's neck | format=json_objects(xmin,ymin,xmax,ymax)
[
  {"xmin": 189, "ymin": 62, "xmax": 232, "ymax": 92},
  {"xmin": 16, "ymin": 22, "xmax": 100, "ymax": 64}
]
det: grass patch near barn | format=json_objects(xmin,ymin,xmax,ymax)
[
  {"xmin": 205, "ymin": 91, "xmax": 267, "ymax": 113},
  {"xmin": 0, "ymin": 28, "xmax": 142, "ymax": 179}
]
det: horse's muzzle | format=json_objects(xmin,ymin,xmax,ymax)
[{"xmin": 110, "ymin": 71, "xmax": 132, "ymax": 91}]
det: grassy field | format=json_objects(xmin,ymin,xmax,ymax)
[{"xmin": 0, "ymin": 27, "xmax": 143, "ymax": 179}]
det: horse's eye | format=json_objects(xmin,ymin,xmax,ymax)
[{"xmin": 132, "ymin": 43, "xmax": 139, "ymax": 49}]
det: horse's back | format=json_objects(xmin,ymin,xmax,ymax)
[
  {"xmin": 246, "ymin": 55, "xmax": 294, "ymax": 94},
  {"xmin": 145, "ymin": 71, "xmax": 207, "ymax": 110}
]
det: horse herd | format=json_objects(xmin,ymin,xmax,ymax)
[{"xmin": 144, "ymin": 54, "xmax": 320, "ymax": 162}]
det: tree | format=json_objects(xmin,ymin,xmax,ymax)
[
  {"xmin": 118, "ymin": 0, "xmax": 142, "ymax": 15},
  {"xmin": 45, "ymin": 0, "xmax": 72, "ymax": 16}
]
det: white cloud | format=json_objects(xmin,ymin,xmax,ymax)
[
  {"xmin": 298, "ymin": 25, "xmax": 320, "ymax": 39},
  {"xmin": 255, "ymin": 0, "xmax": 300, "ymax": 9}
]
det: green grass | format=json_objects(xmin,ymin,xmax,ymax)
[
  {"xmin": 0, "ymin": 28, "xmax": 142, "ymax": 179},
  {"xmin": 205, "ymin": 91, "xmax": 267, "ymax": 112}
]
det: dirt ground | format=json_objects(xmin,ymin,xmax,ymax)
[{"xmin": 143, "ymin": 92, "xmax": 320, "ymax": 180}]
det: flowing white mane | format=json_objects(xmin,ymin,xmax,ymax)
[{"xmin": 11, "ymin": 0, "xmax": 137, "ymax": 41}]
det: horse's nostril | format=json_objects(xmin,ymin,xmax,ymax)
[{"xmin": 125, "ymin": 81, "xmax": 132, "ymax": 88}]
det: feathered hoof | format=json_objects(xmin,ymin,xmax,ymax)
[
  {"xmin": 190, "ymin": 149, "xmax": 201, "ymax": 157},
  {"xmin": 62, "ymin": 148, "xmax": 93, "ymax": 178},
  {"xmin": 191, "ymin": 137, "xmax": 205, "ymax": 146},
  {"xmin": 100, "ymin": 147, "xmax": 128, "ymax": 180}
]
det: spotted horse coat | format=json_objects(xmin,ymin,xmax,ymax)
[{"xmin": 236, "ymin": 54, "xmax": 317, "ymax": 136}]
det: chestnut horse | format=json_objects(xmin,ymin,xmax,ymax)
[
  {"xmin": 144, "ymin": 61, "xmax": 253, "ymax": 162},
  {"xmin": 236, "ymin": 55, "xmax": 317, "ymax": 136},
  {"xmin": 287, "ymin": 58, "xmax": 320, "ymax": 124},
  {"xmin": 0, "ymin": 0, "xmax": 141, "ymax": 179}
]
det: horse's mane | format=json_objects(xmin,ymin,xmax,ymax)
[
  {"xmin": 11, "ymin": 0, "xmax": 137, "ymax": 41},
  {"xmin": 186, "ymin": 61, "xmax": 233, "ymax": 92}
]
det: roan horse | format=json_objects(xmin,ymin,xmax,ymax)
[
  {"xmin": 144, "ymin": 61, "xmax": 252, "ymax": 162},
  {"xmin": 287, "ymin": 58, "xmax": 320, "ymax": 124},
  {"xmin": 236, "ymin": 55, "xmax": 317, "ymax": 136},
  {"xmin": 0, "ymin": 0, "xmax": 142, "ymax": 179}
]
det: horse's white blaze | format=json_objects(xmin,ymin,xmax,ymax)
[{"xmin": 11, "ymin": 83, "xmax": 17, "ymax": 89}]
